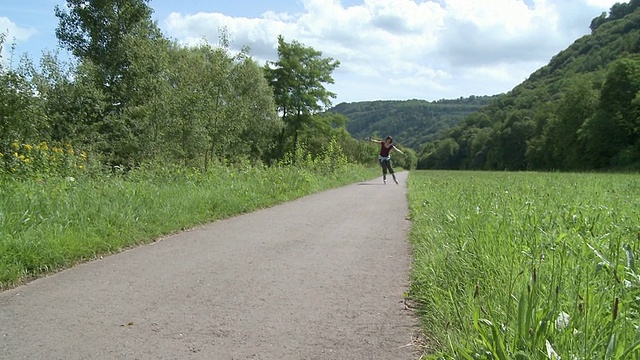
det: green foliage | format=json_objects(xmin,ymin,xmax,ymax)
[
  {"xmin": 0, "ymin": 141, "xmax": 92, "ymax": 179},
  {"xmin": 264, "ymin": 35, "xmax": 340, "ymax": 160},
  {"xmin": 407, "ymin": 171, "xmax": 640, "ymax": 359},
  {"xmin": 417, "ymin": 5, "xmax": 640, "ymax": 171},
  {"xmin": 54, "ymin": 0, "xmax": 168, "ymax": 165},
  {"xmin": 227, "ymin": 51, "xmax": 283, "ymax": 163},
  {"xmin": 279, "ymin": 137, "xmax": 350, "ymax": 175},
  {"xmin": 0, "ymin": 70, "xmax": 43, "ymax": 148},
  {"xmin": 0, "ymin": 36, "xmax": 47, "ymax": 150},
  {"xmin": 337, "ymin": 133, "xmax": 380, "ymax": 165},
  {"xmin": 54, "ymin": 0, "xmax": 158, "ymax": 97},
  {"xmin": 30, "ymin": 52, "xmax": 107, "ymax": 146},
  {"xmin": 45, "ymin": 1, "xmax": 286, "ymax": 167},
  {"xmin": 397, "ymin": 147, "xmax": 418, "ymax": 170}
]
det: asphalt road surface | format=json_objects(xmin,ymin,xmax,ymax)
[{"xmin": 1, "ymin": 172, "xmax": 420, "ymax": 360}]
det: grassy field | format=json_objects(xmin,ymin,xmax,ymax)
[
  {"xmin": 406, "ymin": 171, "xmax": 640, "ymax": 359},
  {"xmin": 0, "ymin": 162, "xmax": 379, "ymax": 289}
]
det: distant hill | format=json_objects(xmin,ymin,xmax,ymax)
[
  {"xmin": 416, "ymin": 0, "xmax": 640, "ymax": 171},
  {"xmin": 328, "ymin": 96, "xmax": 498, "ymax": 151}
]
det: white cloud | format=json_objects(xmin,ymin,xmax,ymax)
[
  {"xmin": 161, "ymin": 0, "xmax": 622, "ymax": 104},
  {"xmin": 0, "ymin": 16, "xmax": 37, "ymax": 65},
  {"xmin": 0, "ymin": 17, "xmax": 36, "ymax": 41}
]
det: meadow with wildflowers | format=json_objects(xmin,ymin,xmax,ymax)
[
  {"xmin": 0, "ymin": 140, "xmax": 379, "ymax": 289},
  {"xmin": 0, "ymin": 141, "xmax": 89, "ymax": 178},
  {"xmin": 407, "ymin": 171, "xmax": 640, "ymax": 359}
]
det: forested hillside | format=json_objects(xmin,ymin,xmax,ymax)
[
  {"xmin": 418, "ymin": 0, "xmax": 640, "ymax": 171},
  {"xmin": 328, "ymin": 96, "xmax": 497, "ymax": 150}
]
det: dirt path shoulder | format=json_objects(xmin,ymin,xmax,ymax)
[{"xmin": 0, "ymin": 172, "xmax": 420, "ymax": 360}]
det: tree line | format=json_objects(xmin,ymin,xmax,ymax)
[{"xmin": 1, "ymin": 0, "xmax": 381, "ymax": 174}]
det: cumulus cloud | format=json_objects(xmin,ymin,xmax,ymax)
[
  {"xmin": 160, "ymin": 0, "xmax": 622, "ymax": 103},
  {"xmin": 0, "ymin": 17, "xmax": 37, "ymax": 42},
  {"xmin": 0, "ymin": 16, "xmax": 37, "ymax": 64}
]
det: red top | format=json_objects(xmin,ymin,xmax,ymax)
[{"xmin": 379, "ymin": 141, "xmax": 393, "ymax": 157}]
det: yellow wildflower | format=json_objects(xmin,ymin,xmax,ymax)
[
  {"xmin": 24, "ymin": 144, "xmax": 33, "ymax": 151},
  {"xmin": 11, "ymin": 141, "xmax": 19, "ymax": 150}
]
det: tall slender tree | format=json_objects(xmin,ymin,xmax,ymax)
[
  {"xmin": 55, "ymin": 0, "xmax": 158, "ymax": 99},
  {"xmin": 55, "ymin": 0, "xmax": 167, "ymax": 165},
  {"xmin": 264, "ymin": 35, "xmax": 340, "ymax": 160}
]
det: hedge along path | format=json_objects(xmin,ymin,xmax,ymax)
[{"xmin": 0, "ymin": 172, "xmax": 421, "ymax": 359}]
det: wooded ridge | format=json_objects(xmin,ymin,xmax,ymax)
[
  {"xmin": 328, "ymin": 96, "xmax": 498, "ymax": 151},
  {"xmin": 334, "ymin": 1, "xmax": 640, "ymax": 171}
]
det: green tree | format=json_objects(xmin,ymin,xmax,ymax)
[
  {"xmin": 264, "ymin": 35, "xmax": 340, "ymax": 162},
  {"xmin": 196, "ymin": 42, "xmax": 238, "ymax": 167},
  {"xmin": 120, "ymin": 31, "xmax": 171, "ymax": 166},
  {"xmin": 599, "ymin": 57, "xmax": 640, "ymax": 143},
  {"xmin": 468, "ymin": 127, "xmax": 492, "ymax": 169},
  {"xmin": 55, "ymin": 0, "xmax": 157, "ymax": 99},
  {"xmin": 455, "ymin": 127, "xmax": 480, "ymax": 169},
  {"xmin": 219, "ymin": 48, "xmax": 282, "ymax": 164},
  {"xmin": 298, "ymin": 112, "xmax": 349, "ymax": 159},
  {"xmin": 34, "ymin": 54, "xmax": 108, "ymax": 147},
  {"xmin": 590, "ymin": 12, "xmax": 607, "ymax": 32},
  {"xmin": 431, "ymin": 138, "xmax": 459, "ymax": 169},
  {"xmin": 494, "ymin": 112, "xmax": 534, "ymax": 170},
  {"xmin": 55, "ymin": 0, "xmax": 165, "ymax": 165},
  {"xmin": 580, "ymin": 57, "xmax": 640, "ymax": 168},
  {"xmin": 550, "ymin": 77, "xmax": 597, "ymax": 169},
  {"xmin": 157, "ymin": 39, "xmax": 281, "ymax": 168},
  {"xmin": 162, "ymin": 44, "xmax": 209, "ymax": 166},
  {"xmin": 0, "ymin": 35, "xmax": 46, "ymax": 151}
]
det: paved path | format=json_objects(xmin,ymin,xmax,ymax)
[{"xmin": 1, "ymin": 172, "xmax": 419, "ymax": 359}]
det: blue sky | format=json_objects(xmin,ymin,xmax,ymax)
[{"xmin": 0, "ymin": 0, "xmax": 628, "ymax": 105}]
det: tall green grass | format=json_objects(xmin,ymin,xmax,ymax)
[
  {"xmin": 0, "ymin": 162, "xmax": 379, "ymax": 289},
  {"xmin": 407, "ymin": 171, "xmax": 640, "ymax": 359}
]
